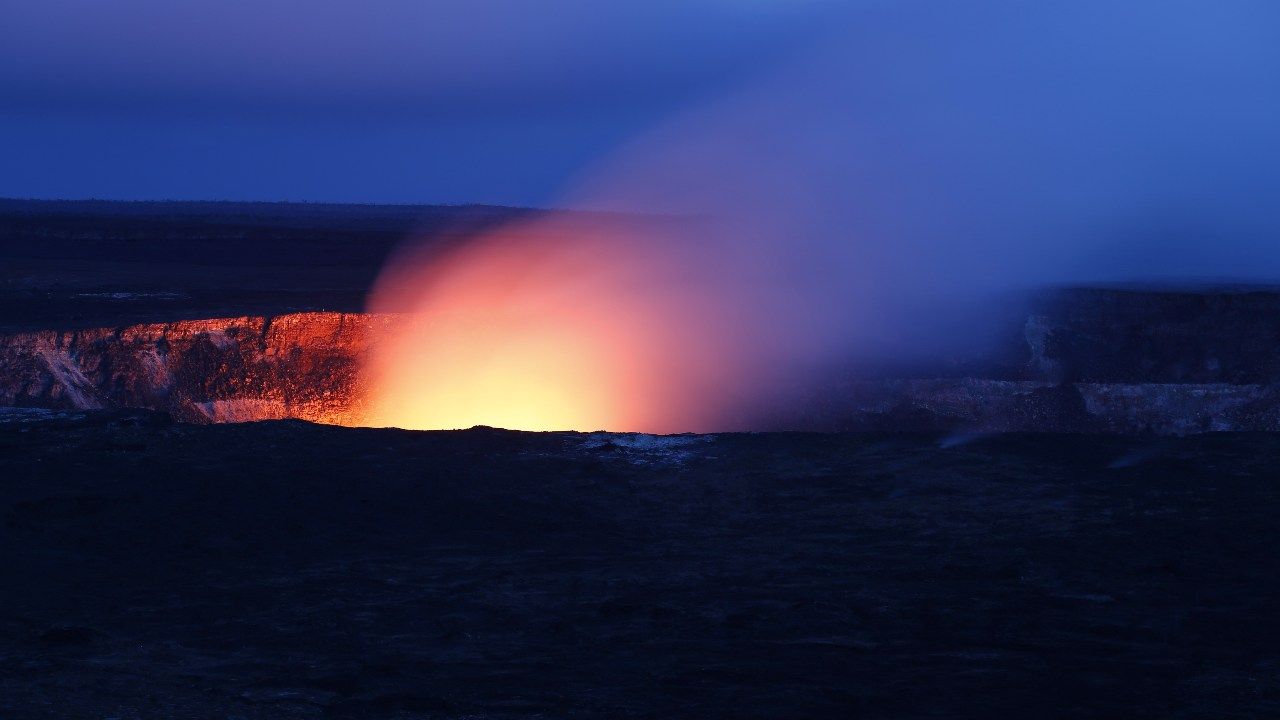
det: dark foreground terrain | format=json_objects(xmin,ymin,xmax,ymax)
[{"xmin": 2, "ymin": 411, "xmax": 1278, "ymax": 718}]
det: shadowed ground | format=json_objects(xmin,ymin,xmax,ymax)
[{"xmin": 1, "ymin": 411, "xmax": 1277, "ymax": 718}]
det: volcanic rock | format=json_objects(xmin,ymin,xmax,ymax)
[{"xmin": 0, "ymin": 313, "xmax": 400, "ymax": 424}]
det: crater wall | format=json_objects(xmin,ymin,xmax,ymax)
[
  {"xmin": 5, "ymin": 288, "xmax": 1280, "ymax": 433},
  {"xmin": 0, "ymin": 312, "xmax": 401, "ymax": 425}
]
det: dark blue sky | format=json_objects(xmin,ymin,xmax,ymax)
[{"xmin": 0, "ymin": 1, "xmax": 833, "ymax": 206}]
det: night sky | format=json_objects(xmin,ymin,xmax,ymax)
[
  {"xmin": 3, "ymin": 0, "xmax": 1277, "ymax": 234},
  {"xmin": 0, "ymin": 1, "xmax": 831, "ymax": 205}
]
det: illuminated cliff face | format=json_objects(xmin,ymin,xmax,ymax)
[
  {"xmin": 0, "ymin": 312, "xmax": 390, "ymax": 425},
  {"xmin": 361, "ymin": 218, "xmax": 756, "ymax": 433}
]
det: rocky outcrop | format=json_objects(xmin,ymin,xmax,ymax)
[
  {"xmin": 0, "ymin": 312, "xmax": 400, "ymax": 425},
  {"xmin": 764, "ymin": 287, "xmax": 1280, "ymax": 433},
  {"xmin": 795, "ymin": 379, "xmax": 1280, "ymax": 434},
  {"xmin": 1021, "ymin": 287, "xmax": 1280, "ymax": 384}
]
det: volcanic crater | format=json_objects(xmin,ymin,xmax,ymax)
[
  {"xmin": 3, "ymin": 292, "xmax": 1280, "ymax": 434},
  {"xmin": 6, "ymin": 199, "xmax": 1280, "ymax": 435},
  {"xmin": 6, "ymin": 201, "xmax": 1280, "ymax": 719}
]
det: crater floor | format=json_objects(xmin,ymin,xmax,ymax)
[{"xmin": 2, "ymin": 412, "xmax": 1277, "ymax": 718}]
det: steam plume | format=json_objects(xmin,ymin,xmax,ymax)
[{"xmin": 365, "ymin": 0, "xmax": 1280, "ymax": 432}]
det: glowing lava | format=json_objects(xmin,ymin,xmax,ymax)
[{"xmin": 361, "ymin": 216, "xmax": 754, "ymax": 433}]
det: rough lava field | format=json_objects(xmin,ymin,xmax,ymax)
[{"xmin": 3, "ymin": 411, "xmax": 1280, "ymax": 718}]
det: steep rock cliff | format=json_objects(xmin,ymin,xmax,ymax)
[
  {"xmin": 0, "ymin": 312, "xmax": 399, "ymax": 424},
  {"xmin": 1023, "ymin": 287, "xmax": 1280, "ymax": 383}
]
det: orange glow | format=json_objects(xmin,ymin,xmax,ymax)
[{"xmin": 360, "ymin": 216, "xmax": 754, "ymax": 433}]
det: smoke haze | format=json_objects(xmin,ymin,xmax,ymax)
[{"xmin": 366, "ymin": 0, "xmax": 1280, "ymax": 431}]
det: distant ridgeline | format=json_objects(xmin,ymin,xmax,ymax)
[{"xmin": 0, "ymin": 199, "xmax": 546, "ymax": 333}]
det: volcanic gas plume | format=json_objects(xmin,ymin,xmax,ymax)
[
  {"xmin": 361, "ymin": 215, "xmax": 801, "ymax": 433},
  {"xmin": 362, "ymin": 0, "xmax": 1280, "ymax": 433}
]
